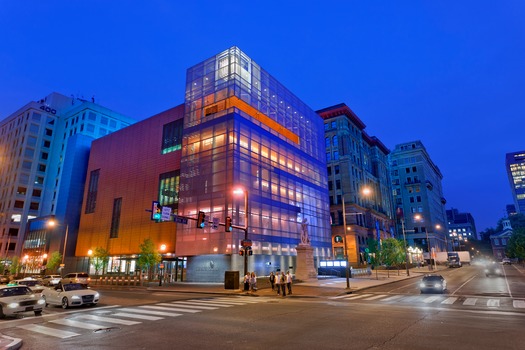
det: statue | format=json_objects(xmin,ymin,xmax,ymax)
[{"xmin": 300, "ymin": 218, "xmax": 310, "ymax": 245}]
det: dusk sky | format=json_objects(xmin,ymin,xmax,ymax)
[{"xmin": 1, "ymin": 1, "xmax": 524, "ymax": 232}]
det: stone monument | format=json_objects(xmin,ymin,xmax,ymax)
[{"xmin": 295, "ymin": 218, "xmax": 317, "ymax": 281}]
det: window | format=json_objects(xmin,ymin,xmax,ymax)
[
  {"xmin": 17, "ymin": 187, "xmax": 27, "ymax": 195},
  {"xmin": 161, "ymin": 120, "xmax": 183, "ymax": 154},
  {"xmin": 85, "ymin": 169, "xmax": 100, "ymax": 214},
  {"xmin": 22, "ymin": 161, "xmax": 32, "ymax": 170},
  {"xmin": 43, "ymin": 140, "xmax": 51, "ymax": 148},
  {"xmin": 333, "ymin": 151, "xmax": 339, "ymax": 160},
  {"xmin": 88, "ymin": 112, "xmax": 97, "ymax": 121},
  {"xmin": 159, "ymin": 171, "xmax": 180, "ymax": 207},
  {"xmin": 326, "ymin": 153, "xmax": 331, "ymax": 162},
  {"xmin": 335, "ymin": 165, "xmax": 340, "ymax": 174},
  {"xmin": 325, "ymin": 137, "xmax": 330, "ymax": 148},
  {"xmin": 14, "ymin": 201, "xmax": 24, "ymax": 209},
  {"xmin": 327, "ymin": 167, "xmax": 332, "ymax": 176},
  {"xmin": 24, "ymin": 148, "xmax": 35, "ymax": 158},
  {"xmin": 45, "ymin": 129, "xmax": 53, "ymax": 136},
  {"xmin": 328, "ymin": 181, "xmax": 333, "ymax": 190},
  {"xmin": 29, "ymin": 202, "xmax": 39, "ymax": 210},
  {"xmin": 110, "ymin": 197, "xmax": 122, "ymax": 238},
  {"xmin": 41, "ymin": 152, "xmax": 48, "ymax": 160},
  {"xmin": 32, "ymin": 189, "xmax": 42, "ymax": 197},
  {"xmin": 412, "ymin": 166, "xmax": 417, "ymax": 172},
  {"xmin": 336, "ymin": 180, "xmax": 341, "ymax": 190},
  {"xmin": 332, "ymin": 136, "xmax": 338, "ymax": 147},
  {"xmin": 38, "ymin": 164, "xmax": 46, "ymax": 172},
  {"xmin": 87, "ymin": 124, "xmax": 95, "ymax": 132},
  {"xmin": 331, "ymin": 121, "xmax": 336, "ymax": 129},
  {"xmin": 34, "ymin": 176, "xmax": 44, "ymax": 185},
  {"xmin": 405, "ymin": 168, "xmax": 410, "ymax": 173},
  {"xmin": 410, "ymin": 197, "xmax": 415, "ymax": 203},
  {"xmin": 101, "ymin": 117, "xmax": 109, "ymax": 125}
]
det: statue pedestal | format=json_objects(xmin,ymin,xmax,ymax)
[{"xmin": 295, "ymin": 244, "xmax": 317, "ymax": 281}]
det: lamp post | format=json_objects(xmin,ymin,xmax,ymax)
[
  {"xmin": 233, "ymin": 188, "xmax": 249, "ymax": 277},
  {"xmin": 400, "ymin": 217, "xmax": 410, "ymax": 276},
  {"xmin": 341, "ymin": 194, "xmax": 350, "ymax": 289}
]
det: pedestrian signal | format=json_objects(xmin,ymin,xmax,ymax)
[
  {"xmin": 152, "ymin": 201, "xmax": 161, "ymax": 220},
  {"xmin": 225, "ymin": 216, "xmax": 232, "ymax": 232},
  {"xmin": 239, "ymin": 250, "xmax": 244, "ymax": 256},
  {"xmin": 197, "ymin": 211, "xmax": 206, "ymax": 228}
]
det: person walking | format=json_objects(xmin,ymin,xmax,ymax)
[
  {"xmin": 275, "ymin": 271, "xmax": 281, "ymax": 295},
  {"xmin": 243, "ymin": 272, "xmax": 250, "ymax": 292},
  {"xmin": 286, "ymin": 271, "xmax": 293, "ymax": 295},
  {"xmin": 280, "ymin": 272, "xmax": 286, "ymax": 297},
  {"xmin": 250, "ymin": 272, "xmax": 257, "ymax": 292},
  {"xmin": 269, "ymin": 271, "xmax": 275, "ymax": 291}
]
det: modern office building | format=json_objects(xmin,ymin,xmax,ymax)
[
  {"xmin": 446, "ymin": 208, "xmax": 478, "ymax": 246},
  {"xmin": 317, "ymin": 104, "xmax": 394, "ymax": 266},
  {"xmin": 506, "ymin": 151, "xmax": 525, "ymax": 214},
  {"xmin": 0, "ymin": 92, "xmax": 135, "ymax": 272},
  {"xmin": 75, "ymin": 47, "xmax": 332, "ymax": 282},
  {"xmin": 389, "ymin": 141, "xmax": 447, "ymax": 259}
]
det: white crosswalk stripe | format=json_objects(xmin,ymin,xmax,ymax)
[
  {"xmin": 423, "ymin": 296, "xmax": 441, "ymax": 303},
  {"xmin": 112, "ymin": 312, "xmax": 164, "ymax": 320},
  {"xmin": 155, "ymin": 303, "xmax": 203, "ymax": 312},
  {"xmin": 382, "ymin": 295, "xmax": 403, "ymax": 302},
  {"xmin": 50, "ymin": 319, "xmax": 108, "ymax": 330},
  {"xmin": 441, "ymin": 297, "xmax": 458, "ymax": 305},
  {"xmin": 364, "ymin": 294, "xmax": 388, "ymax": 301},
  {"xmin": 76, "ymin": 314, "xmax": 142, "ymax": 325},
  {"xmin": 463, "ymin": 298, "xmax": 477, "ymax": 306},
  {"xmin": 170, "ymin": 301, "xmax": 220, "ymax": 310},
  {"xmin": 119, "ymin": 307, "xmax": 184, "ymax": 317},
  {"xmin": 487, "ymin": 299, "xmax": 500, "ymax": 307},
  {"xmin": 17, "ymin": 324, "xmax": 80, "ymax": 339},
  {"xmin": 513, "ymin": 300, "xmax": 525, "ymax": 308},
  {"xmin": 344, "ymin": 294, "xmax": 374, "ymax": 300}
]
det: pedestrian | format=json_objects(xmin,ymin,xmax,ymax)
[
  {"xmin": 286, "ymin": 270, "xmax": 293, "ymax": 295},
  {"xmin": 243, "ymin": 272, "xmax": 250, "ymax": 292},
  {"xmin": 250, "ymin": 272, "xmax": 257, "ymax": 292},
  {"xmin": 280, "ymin": 272, "xmax": 286, "ymax": 297},
  {"xmin": 269, "ymin": 271, "xmax": 275, "ymax": 291},
  {"xmin": 275, "ymin": 271, "xmax": 281, "ymax": 295}
]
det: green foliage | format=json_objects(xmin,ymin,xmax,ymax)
[
  {"xmin": 137, "ymin": 238, "xmax": 162, "ymax": 277},
  {"xmin": 366, "ymin": 238, "xmax": 381, "ymax": 265},
  {"xmin": 46, "ymin": 251, "xmax": 62, "ymax": 272},
  {"xmin": 381, "ymin": 238, "xmax": 405, "ymax": 267},
  {"xmin": 9, "ymin": 256, "xmax": 21, "ymax": 275},
  {"xmin": 92, "ymin": 247, "xmax": 110, "ymax": 276},
  {"xmin": 496, "ymin": 214, "xmax": 525, "ymax": 232},
  {"xmin": 506, "ymin": 227, "xmax": 525, "ymax": 260}
]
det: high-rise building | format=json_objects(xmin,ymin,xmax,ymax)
[
  {"xmin": 389, "ymin": 141, "xmax": 447, "ymax": 259},
  {"xmin": 0, "ymin": 92, "xmax": 135, "ymax": 269},
  {"xmin": 506, "ymin": 151, "xmax": 525, "ymax": 214},
  {"xmin": 317, "ymin": 104, "xmax": 394, "ymax": 266},
  {"xmin": 446, "ymin": 208, "xmax": 478, "ymax": 245}
]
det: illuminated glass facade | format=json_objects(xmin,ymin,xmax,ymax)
[
  {"xmin": 177, "ymin": 47, "xmax": 331, "ymax": 281},
  {"xmin": 506, "ymin": 151, "xmax": 525, "ymax": 214}
]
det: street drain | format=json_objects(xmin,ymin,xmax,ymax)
[{"xmin": 93, "ymin": 327, "xmax": 121, "ymax": 333}]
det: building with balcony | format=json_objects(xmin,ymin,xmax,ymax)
[
  {"xmin": 317, "ymin": 103, "xmax": 394, "ymax": 267},
  {"xmin": 0, "ymin": 92, "xmax": 135, "ymax": 272},
  {"xmin": 389, "ymin": 141, "xmax": 448, "ymax": 259}
]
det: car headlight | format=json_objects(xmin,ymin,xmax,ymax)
[
  {"xmin": 71, "ymin": 295, "xmax": 81, "ymax": 300},
  {"xmin": 495, "ymin": 269, "xmax": 501, "ymax": 273},
  {"xmin": 484, "ymin": 269, "xmax": 489, "ymax": 273},
  {"xmin": 7, "ymin": 302, "xmax": 19, "ymax": 309},
  {"xmin": 419, "ymin": 283, "xmax": 425, "ymax": 288},
  {"xmin": 94, "ymin": 293, "xmax": 100, "ymax": 298},
  {"xmin": 434, "ymin": 283, "xmax": 442, "ymax": 288},
  {"xmin": 37, "ymin": 299, "xmax": 46, "ymax": 305}
]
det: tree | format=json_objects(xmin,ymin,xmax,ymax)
[
  {"xmin": 9, "ymin": 256, "xmax": 21, "ymax": 276},
  {"xmin": 91, "ymin": 247, "xmax": 110, "ymax": 276},
  {"xmin": 380, "ymin": 238, "xmax": 405, "ymax": 277},
  {"xmin": 506, "ymin": 227, "xmax": 525, "ymax": 261},
  {"xmin": 46, "ymin": 251, "xmax": 62, "ymax": 273},
  {"xmin": 496, "ymin": 213, "xmax": 525, "ymax": 232},
  {"xmin": 137, "ymin": 238, "xmax": 161, "ymax": 284}
]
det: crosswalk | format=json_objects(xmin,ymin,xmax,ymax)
[
  {"xmin": 330, "ymin": 293, "xmax": 525, "ymax": 310},
  {"xmin": 16, "ymin": 296, "xmax": 269, "ymax": 339}
]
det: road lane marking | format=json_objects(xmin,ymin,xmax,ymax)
[
  {"xmin": 364, "ymin": 294, "xmax": 388, "ymax": 301},
  {"xmin": 50, "ymin": 319, "xmax": 107, "ymax": 330},
  {"xmin": 76, "ymin": 314, "xmax": 141, "ymax": 325},
  {"xmin": 112, "ymin": 312, "xmax": 164, "ymax": 320},
  {"xmin": 441, "ymin": 297, "xmax": 458, "ymax": 305},
  {"xmin": 344, "ymin": 294, "xmax": 374, "ymax": 300},
  {"xmin": 17, "ymin": 324, "xmax": 79, "ymax": 339},
  {"xmin": 170, "ymin": 302, "xmax": 220, "ymax": 310},
  {"xmin": 487, "ymin": 299, "xmax": 500, "ymax": 307},
  {"xmin": 118, "ymin": 307, "xmax": 183, "ymax": 317},
  {"xmin": 423, "ymin": 296, "xmax": 441, "ymax": 303},
  {"xmin": 154, "ymin": 303, "xmax": 202, "ymax": 313},
  {"xmin": 513, "ymin": 300, "xmax": 525, "ymax": 308},
  {"xmin": 182, "ymin": 301, "xmax": 234, "ymax": 307},
  {"xmin": 382, "ymin": 295, "xmax": 403, "ymax": 302},
  {"xmin": 463, "ymin": 298, "xmax": 477, "ymax": 306}
]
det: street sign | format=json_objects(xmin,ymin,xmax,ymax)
[
  {"xmin": 241, "ymin": 239, "xmax": 252, "ymax": 247},
  {"xmin": 212, "ymin": 217, "xmax": 219, "ymax": 230},
  {"xmin": 173, "ymin": 215, "xmax": 188, "ymax": 224},
  {"xmin": 161, "ymin": 207, "xmax": 172, "ymax": 221}
]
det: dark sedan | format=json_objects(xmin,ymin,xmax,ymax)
[{"xmin": 419, "ymin": 274, "xmax": 447, "ymax": 294}]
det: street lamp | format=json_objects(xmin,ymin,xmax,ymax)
[
  {"xmin": 400, "ymin": 217, "xmax": 411, "ymax": 277},
  {"xmin": 341, "ymin": 194, "xmax": 350, "ymax": 289},
  {"xmin": 233, "ymin": 187, "xmax": 249, "ymax": 276},
  {"xmin": 414, "ymin": 214, "xmax": 432, "ymax": 271}
]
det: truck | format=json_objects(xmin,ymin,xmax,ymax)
[{"xmin": 447, "ymin": 252, "xmax": 462, "ymax": 268}]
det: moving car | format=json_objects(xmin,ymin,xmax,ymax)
[
  {"xmin": 12, "ymin": 278, "xmax": 45, "ymax": 294},
  {"xmin": 502, "ymin": 258, "xmax": 512, "ymax": 265},
  {"xmin": 419, "ymin": 274, "xmax": 447, "ymax": 294},
  {"xmin": 0, "ymin": 284, "xmax": 45, "ymax": 318},
  {"xmin": 61, "ymin": 272, "xmax": 90, "ymax": 287},
  {"xmin": 42, "ymin": 275, "xmax": 62, "ymax": 286},
  {"xmin": 42, "ymin": 283, "xmax": 99, "ymax": 309},
  {"xmin": 485, "ymin": 262, "xmax": 503, "ymax": 277}
]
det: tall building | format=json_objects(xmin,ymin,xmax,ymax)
[
  {"xmin": 75, "ymin": 47, "xmax": 331, "ymax": 282},
  {"xmin": 506, "ymin": 151, "xmax": 525, "ymax": 214},
  {"xmin": 446, "ymin": 208, "xmax": 478, "ymax": 245},
  {"xmin": 317, "ymin": 104, "xmax": 394, "ymax": 266},
  {"xmin": 389, "ymin": 141, "xmax": 447, "ymax": 259},
  {"xmin": 0, "ymin": 92, "xmax": 135, "ymax": 271}
]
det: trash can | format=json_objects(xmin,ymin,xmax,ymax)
[{"xmin": 224, "ymin": 271, "xmax": 240, "ymax": 290}]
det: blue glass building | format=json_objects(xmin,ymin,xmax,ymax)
[{"xmin": 177, "ymin": 47, "xmax": 331, "ymax": 281}]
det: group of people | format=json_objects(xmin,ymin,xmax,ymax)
[
  {"xmin": 243, "ymin": 272, "xmax": 257, "ymax": 292},
  {"xmin": 269, "ymin": 271, "xmax": 292, "ymax": 296}
]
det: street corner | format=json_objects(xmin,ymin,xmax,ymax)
[{"xmin": 0, "ymin": 334, "xmax": 22, "ymax": 350}]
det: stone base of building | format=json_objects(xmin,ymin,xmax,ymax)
[{"xmin": 295, "ymin": 244, "xmax": 317, "ymax": 281}]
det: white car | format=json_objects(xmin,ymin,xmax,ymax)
[
  {"xmin": 42, "ymin": 283, "xmax": 99, "ymax": 309},
  {"xmin": 61, "ymin": 272, "xmax": 91, "ymax": 287},
  {"xmin": 0, "ymin": 284, "xmax": 45, "ymax": 318},
  {"xmin": 42, "ymin": 275, "xmax": 62, "ymax": 286},
  {"xmin": 13, "ymin": 278, "xmax": 45, "ymax": 294}
]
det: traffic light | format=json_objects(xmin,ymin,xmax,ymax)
[
  {"xmin": 239, "ymin": 249, "xmax": 244, "ymax": 256},
  {"xmin": 197, "ymin": 211, "xmax": 206, "ymax": 228},
  {"xmin": 225, "ymin": 216, "xmax": 232, "ymax": 232},
  {"xmin": 152, "ymin": 201, "xmax": 161, "ymax": 220},
  {"xmin": 248, "ymin": 247, "xmax": 253, "ymax": 256}
]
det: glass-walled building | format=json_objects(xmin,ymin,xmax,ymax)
[{"xmin": 177, "ymin": 47, "xmax": 331, "ymax": 281}]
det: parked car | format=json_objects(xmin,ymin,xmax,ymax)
[
  {"xmin": 0, "ymin": 284, "xmax": 45, "ymax": 318},
  {"xmin": 502, "ymin": 258, "xmax": 512, "ymax": 265},
  {"xmin": 485, "ymin": 262, "xmax": 503, "ymax": 277},
  {"xmin": 61, "ymin": 272, "xmax": 90, "ymax": 287},
  {"xmin": 419, "ymin": 274, "xmax": 447, "ymax": 294},
  {"xmin": 41, "ymin": 283, "xmax": 99, "ymax": 309},
  {"xmin": 42, "ymin": 275, "xmax": 62, "ymax": 286},
  {"xmin": 12, "ymin": 278, "xmax": 45, "ymax": 294}
]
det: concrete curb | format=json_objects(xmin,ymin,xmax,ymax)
[{"xmin": 0, "ymin": 335, "xmax": 22, "ymax": 350}]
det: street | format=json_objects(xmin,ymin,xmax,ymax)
[{"xmin": 0, "ymin": 264, "xmax": 523, "ymax": 349}]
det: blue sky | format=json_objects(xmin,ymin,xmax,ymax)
[{"xmin": 1, "ymin": 1, "xmax": 524, "ymax": 232}]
